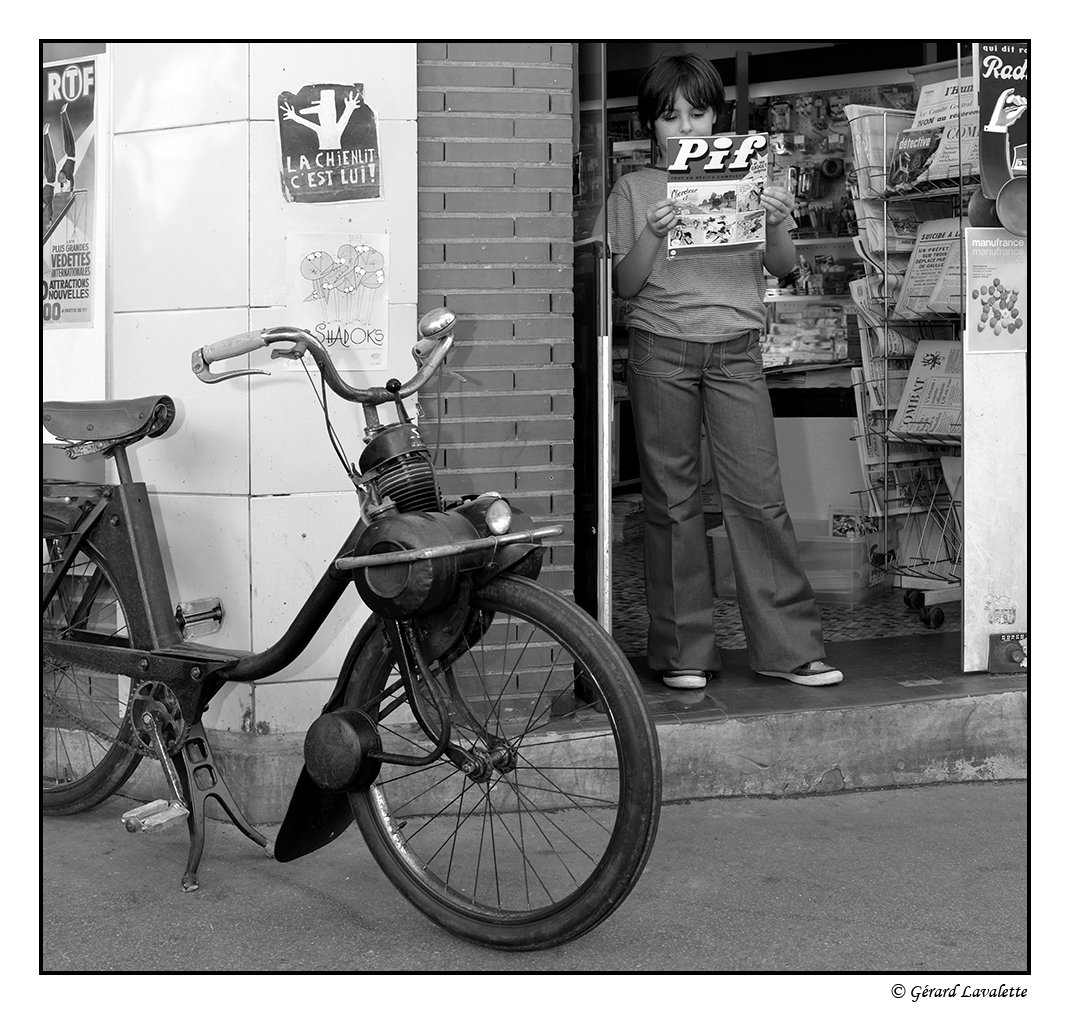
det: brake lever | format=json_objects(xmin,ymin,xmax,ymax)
[
  {"xmin": 412, "ymin": 339, "xmax": 469, "ymax": 384},
  {"xmin": 191, "ymin": 349, "xmax": 271, "ymax": 385}
]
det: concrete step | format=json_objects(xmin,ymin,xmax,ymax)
[{"xmin": 118, "ymin": 685, "xmax": 1026, "ymax": 826}]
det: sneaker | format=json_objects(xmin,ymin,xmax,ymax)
[
  {"xmin": 661, "ymin": 670, "xmax": 709, "ymax": 689},
  {"xmin": 757, "ymin": 661, "xmax": 843, "ymax": 686}
]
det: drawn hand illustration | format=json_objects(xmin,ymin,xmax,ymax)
[{"xmin": 280, "ymin": 88, "xmax": 359, "ymax": 150}]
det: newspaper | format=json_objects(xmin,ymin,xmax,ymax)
[
  {"xmin": 665, "ymin": 133, "xmax": 769, "ymax": 257},
  {"xmin": 927, "ymin": 237, "xmax": 965, "ymax": 315},
  {"xmin": 889, "ymin": 340, "xmax": 963, "ymax": 442},
  {"xmin": 850, "ymin": 368, "xmax": 946, "ymax": 515},
  {"xmin": 851, "ymin": 369, "xmax": 942, "ymax": 463},
  {"xmin": 911, "ymin": 77, "xmax": 976, "ymax": 130},
  {"xmin": 888, "ymin": 77, "xmax": 979, "ymax": 190},
  {"xmin": 918, "ymin": 83, "xmax": 979, "ymax": 183},
  {"xmin": 853, "ymin": 311, "xmax": 915, "ymax": 414},
  {"xmin": 851, "ymin": 239, "xmax": 909, "ymax": 305},
  {"xmin": 894, "ymin": 217, "xmax": 963, "ymax": 319}
]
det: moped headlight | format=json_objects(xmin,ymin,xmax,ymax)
[{"xmin": 485, "ymin": 497, "xmax": 512, "ymax": 535}]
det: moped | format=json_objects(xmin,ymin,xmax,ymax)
[{"xmin": 42, "ymin": 308, "xmax": 661, "ymax": 950}]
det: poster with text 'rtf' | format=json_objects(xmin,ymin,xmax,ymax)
[{"xmin": 42, "ymin": 58, "xmax": 97, "ymax": 329}]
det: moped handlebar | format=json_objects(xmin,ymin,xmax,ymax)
[{"xmin": 191, "ymin": 308, "xmax": 456, "ymax": 405}]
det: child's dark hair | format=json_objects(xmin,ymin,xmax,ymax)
[{"xmin": 637, "ymin": 53, "xmax": 725, "ymax": 133}]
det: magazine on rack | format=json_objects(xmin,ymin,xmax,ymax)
[
  {"xmin": 887, "ymin": 126, "xmax": 944, "ymax": 191},
  {"xmin": 851, "ymin": 279, "xmax": 917, "ymax": 413},
  {"xmin": 852, "ymin": 197, "xmax": 949, "ymax": 254},
  {"xmin": 664, "ymin": 133, "xmax": 769, "ymax": 257},
  {"xmin": 844, "ymin": 104, "xmax": 914, "ymax": 197}
]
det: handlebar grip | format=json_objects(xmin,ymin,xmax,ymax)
[{"xmin": 200, "ymin": 330, "xmax": 268, "ymax": 364}]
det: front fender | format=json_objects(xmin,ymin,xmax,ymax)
[
  {"xmin": 274, "ymin": 527, "xmax": 547, "ymax": 863},
  {"xmin": 273, "ymin": 614, "xmax": 381, "ymax": 863},
  {"xmin": 474, "ymin": 541, "xmax": 546, "ymax": 586}
]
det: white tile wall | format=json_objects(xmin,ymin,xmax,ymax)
[
  {"xmin": 252, "ymin": 678, "xmax": 336, "ymax": 737},
  {"xmin": 248, "ymin": 43, "xmax": 417, "ymax": 122},
  {"xmin": 249, "ymin": 491, "xmax": 372, "ymax": 733},
  {"xmin": 111, "ymin": 121, "xmax": 250, "ymax": 313},
  {"xmin": 203, "ymin": 682, "xmax": 254, "ymax": 734},
  {"xmin": 148, "ymin": 491, "xmax": 252, "ymax": 653},
  {"xmin": 111, "ymin": 307, "xmax": 251, "ymax": 494},
  {"xmin": 112, "ymin": 43, "xmax": 248, "ymax": 133},
  {"xmin": 105, "ymin": 42, "xmax": 417, "ymax": 738}
]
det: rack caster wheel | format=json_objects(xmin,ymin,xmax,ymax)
[
  {"xmin": 905, "ymin": 590, "xmax": 925, "ymax": 610},
  {"xmin": 920, "ymin": 606, "xmax": 944, "ymax": 629}
]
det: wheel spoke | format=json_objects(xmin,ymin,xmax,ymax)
[
  {"xmin": 42, "ymin": 519, "xmax": 142, "ymax": 812},
  {"xmin": 346, "ymin": 575, "xmax": 659, "ymax": 947}
]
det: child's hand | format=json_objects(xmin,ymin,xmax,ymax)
[
  {"xmin": 646, "ymin": 198, "xmax": 680, "ymax": 238},
  {"xmin": 761, "ymin": 185, "xmax": 795, "ymax": 228}
]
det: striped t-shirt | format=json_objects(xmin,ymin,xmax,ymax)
[{"xmin": 606, "ymin": 167, "xmax": 768, "ymax": 342}]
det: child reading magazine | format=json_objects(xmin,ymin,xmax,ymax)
[{"xmin": 606, "ymin": 52, "xmax": 843, "ymax": 690}]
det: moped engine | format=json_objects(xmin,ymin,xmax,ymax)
[{"xmin": 360, "ymin": 422, "xmax": 440, "ymax": 513}]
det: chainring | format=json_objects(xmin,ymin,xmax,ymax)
[{"xmin": 129, "ymin": 681, "xmax": 188, "ymax": 753}]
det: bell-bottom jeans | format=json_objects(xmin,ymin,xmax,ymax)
[{"xmin": 626, "ymin": 328, "xmax": 825, "ymax": 674}]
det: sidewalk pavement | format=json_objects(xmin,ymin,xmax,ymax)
[{"xmin": 42, "ymin": 781, "xmax": 1027, "ymax": 974}]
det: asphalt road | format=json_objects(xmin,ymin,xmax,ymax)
[{"xmin": 40, "ymin": 780, "xmax": 1028, "ymax": 981}]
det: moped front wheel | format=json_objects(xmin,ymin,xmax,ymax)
[{"xmin": 345, "ymin": 574, "xmax": 661, "ymax": 950}]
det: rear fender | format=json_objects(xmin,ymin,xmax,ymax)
[{"xmin": 273, "ymin": 614, "xmax": 383, "ymax": 863}]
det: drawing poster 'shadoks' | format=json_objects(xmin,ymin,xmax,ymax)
[{"xmin": 665, "ymin": 134, "xmax": 769, "ymax": 257}]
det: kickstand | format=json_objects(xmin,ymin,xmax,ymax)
[{"xmin": 175, "ymin": 721, "xmax": 274, "ymax": 892}]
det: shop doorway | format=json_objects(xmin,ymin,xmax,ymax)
[
  {"xmin": 572, "ymin": 42, "xmax": 612, "ymax": 631},
  {"xmin": 570, "ymin": 42, "xmax": 1013, "ymax": 688}
]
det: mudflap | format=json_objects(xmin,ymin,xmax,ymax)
[
  {"xmin": 273, "ymin": 766, "xmax": 354, "ymax": 862},
  {"xmin": 273, "ymin": 615, "xmax": 381, "ymax": 863}
]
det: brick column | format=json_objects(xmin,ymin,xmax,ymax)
[{"xmin": 416, "ymin": 42, "xmax": 575, "ymax": 597}]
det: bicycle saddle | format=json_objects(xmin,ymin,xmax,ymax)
[{"xmin": 42, "ymin": 395, "xmax": 176, "ymax": 453}]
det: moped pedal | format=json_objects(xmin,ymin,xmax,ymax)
[{"xmin": 121, "ymin": 798, "xmax": 191, "ymax": 834}]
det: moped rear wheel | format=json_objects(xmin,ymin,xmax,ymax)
[
  {"xmin": 346, "ymin": 574, "xmax": 661, "ymax": 950},
  {"xmin": 42, "ymin": 515, "xmax": 142, "ymax": 813}
]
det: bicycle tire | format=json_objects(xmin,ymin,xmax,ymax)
[
  {"xmin": 345, "ymin": 574, "xmax": 661, "ymax": 950},
  {"xmin": 42, "ymin": 514, "xmax": 143, "ymax": 814}
]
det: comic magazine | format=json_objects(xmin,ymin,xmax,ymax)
[{"xmin": 665, "ymin": 134, "xmax": 769, "ymax": 258}]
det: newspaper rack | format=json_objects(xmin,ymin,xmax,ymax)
[{"xmin": 843, "ymin": 101, "xmax": 978, "ymax": 623}]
